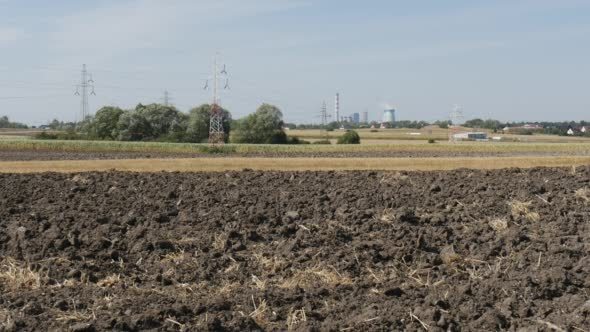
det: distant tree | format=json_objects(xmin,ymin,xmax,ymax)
[
  {"xmin": 434, "ymin": 120, "xmax": 450, "ymax": 129},
  {"xmin": 117, "ymin": 110, "xmax": 152, "ymax": 141},
  {"xmin": 326, "ymin": 121, "xmax": 340, "ymax": 131},
  {"xmin": 116, "ymin": 103, "xmax": 187, "ymax": 141},
  {"xmin": 186, "ymin": 104, "xmax": 231, "ymax": 143},
  {"xmin": 393, "ymin": 120, "xmax": 428, "ymax": 129},
  {"xmin": 136, "ymin": 103, "xmax": 186, "ymax": 139},
  {"xmin": 78, "ymin": 115, "xmax": 96, "ymax": 137},
  {"xmin": 166, "ymin": 112, "xmax": 189, "ymax": 142},
  {"xmin": 0, "ymin": 115, "xmax": 28, "ymax": 129},
  {"xmin": 232, "ymin": 103, "xmax": 287, "ymax": 144},
  {"xmin": 464, "ymin": 118, "xmax": 484, "ymax": 129},
  {"xmin": 48, "ymin": 119, "xmax": 61, "ymax": 130},
  {"xmin": 337, "ymin": 130, "xmax": 361, "ymax": 144},
  {"xmin": 463, "ymin": 118, "xmax": 504, "ymax": 131},
  {"xmin": 483, "ymin": 119, "xmax": 502, "ymax": 131},
  {"xmin": 93, "ymin": 106, "xmax": 124, "ymax": 140}
]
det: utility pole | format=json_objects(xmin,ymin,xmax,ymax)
[
  {"xmin": 74, "ymin": 64, "xmax": 95, "ymax": 123},
  {"xmin": 204, "ymin": 53, "xmax": 229, "ymax": 144}
]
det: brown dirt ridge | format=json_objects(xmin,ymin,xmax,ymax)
[{"xmin": 1, "ymin": 167, "xmax": 589, "ymax": 331}]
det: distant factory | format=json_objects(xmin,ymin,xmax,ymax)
[
  {"xmin": 361, "ymin": 111, "xmax": 368, "ymax": 124},
  {"xmin": 340, "ymin": 112, "xmax": 363, "ymax": 124},
  {"xmin": 332, "ymin": 93, "xmax": 398, "ymax": 126}
]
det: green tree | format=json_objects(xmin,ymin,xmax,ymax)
[
  {"xmin": 48, "ymin": 119, "xmax": 62, "ymax": 130},
  {"xmin": 0, "ymin": 116, "xmax": 28, "ymax": 129},
  {"xmin": 464, "ymin": 118, "xmax": 485, "ymax": 129},
  {"xmin": 326, "ymin": 121, "xmax": 340, "ymax": 131},
  {"xmin": 166, "ymin": 112, "xmax": 189, "ymax": 142},
  {"xmin": 136, "ymin": 103, "xmax": 186, "ymax": 139},
  {"xmin": 78, "ymin": 116, "xmax": 97, "ymax": 138},
  {"xmin": 117, "ymin": 110, "xmax": 151, "ymax": 141},
  {"xmin": 186, "ymin": 104, "xmax": 231, "ymax": 143},
  {"xmin": 232, "ymin": 103, "xmax": 287, "ymax": 144},
  {"xmin": 116, "ymin": 103, "xmax": 187, "ymax": 141},
  {"xmin": 337, "ymin": 130, "xmax": 361, "ymax": 144},
  {"xmin": 93, "ymin": 106, "xmax": 124, "ymax": 140},
  {"xmin": 434, "ymin": 120, "xmax": 450, "ymax": 129}
]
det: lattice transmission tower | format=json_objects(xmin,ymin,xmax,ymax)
[
  {"xmin": 203, "ymin": 53, "xmax": 229, "ymax": 144},
  {"xmin": 74, "ymin": 64, "xmax": 96, "ymax": 122},
  {"xmin": 449, "ymin": 104, "xmax": 464, "ymax": 142},
  {"xmin": 319, "ymin": 101, "xmax": 331, "ymax": 139},
  {"xmin": 163, "ymin": 90, "xmax": 171, "ymax": 106}
]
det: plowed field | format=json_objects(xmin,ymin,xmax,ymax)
[{"xmin": 1, "ymin": 167, "xmax": 589, "ymax": 331}]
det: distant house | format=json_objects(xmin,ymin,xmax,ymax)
[
  {"xmin": 567, "ymin": 128, "xmax": 575, "ymax": 135},
  {"xmin": 581, "ymin": 126, "xmax": 587, "ymax": 133},
  {"xmin": 38, "ymin": 125, "xmax": 50, "ymax": 130}
]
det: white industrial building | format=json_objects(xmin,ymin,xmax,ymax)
[{"xmin": 452, "ymin": 132, "xmax": 488, "ymax": 141}]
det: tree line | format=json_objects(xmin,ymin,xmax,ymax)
[
  {"xmin": 0, "ymin": 116, "xmax": 28, "ymax": 129},
  {"xmin": 41, "ymin": 103, "xmax": 305, "ymax": 144}
]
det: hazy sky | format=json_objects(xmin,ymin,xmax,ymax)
[{"xmin": 0, "ymin": 0, "xmax": 589, "ymax": 125}]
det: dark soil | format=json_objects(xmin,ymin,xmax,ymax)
[
  {"xmin": 0, "ymin": 149, "xmax": 588, "ymax": 161},
  {"xmin": 1, "ymin": 167, "xmax": 589, "ymax": 331}
]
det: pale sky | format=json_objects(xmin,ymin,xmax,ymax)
[{"xmin": 0, "ymin": 0, "xmax": 589, "ymax": 125}]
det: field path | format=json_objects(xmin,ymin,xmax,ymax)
[{"xmin": 1, "ymin": 156, "xmax": 589, "ymax": 172}]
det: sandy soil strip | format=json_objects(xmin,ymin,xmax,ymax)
[{"xmin": 1, "ymin": 156, "xmax": 589, "ymax": 173}]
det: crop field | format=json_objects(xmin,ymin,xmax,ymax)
[{"xmin": 1, "ymin": 167, "xmax": 589, "ymax": 330}]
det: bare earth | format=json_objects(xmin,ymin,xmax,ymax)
[{"xmin": 1, "ymin": 167, "xmax": 589, "ymax": 331}]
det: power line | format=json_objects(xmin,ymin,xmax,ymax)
[{"xmin": 0, "ymin": 94, "xmax": 70, "ymax": 100}]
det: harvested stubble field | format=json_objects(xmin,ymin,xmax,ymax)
[
  {"xmin": 1, "ymin": 167, "xmax": 590, "ymax": 331},
  {"xmin": 2, "ymin": 156, "xmax": 590, "ymax": 173}
]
